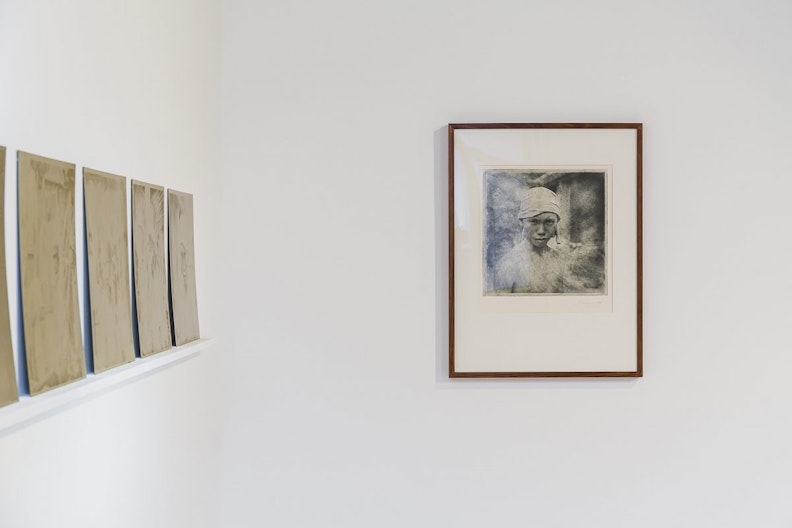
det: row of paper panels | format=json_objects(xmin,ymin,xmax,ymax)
[{"xmin": 0, "ymin": 147, "xmax": 200, "ymax": 407}]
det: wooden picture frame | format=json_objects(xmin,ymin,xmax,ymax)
[{"xmin": 449, "ymin": 123, "xmax": 642, "ymax": 378}]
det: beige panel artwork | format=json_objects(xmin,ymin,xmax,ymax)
[
  {"xmin": 18, "ymin": 151, "xmax": 85, "ymax": 395},
  {"xmin": 84, "ymin": 168, "xmax": 135, "ymax": 372},
  {"xmin": 132, "ymin": 180, "xmax": 172, "ymax": 356},
  {"xmin": 0, "ymin": 147, "xmax": 18, "ymax": 406},
  {"xmin": 168, "ymin": 190, "xmax": 200, "ymax": 345}
]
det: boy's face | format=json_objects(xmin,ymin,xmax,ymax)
[{"xmin": 523, "ymin": 213, "xmax": 558, "ymax": 248}]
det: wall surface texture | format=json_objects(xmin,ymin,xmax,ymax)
[
  {"xmin": 220, "ymin": 1, "xmax": 792, "ymax": 527},
  {"xmin": 0, "ymin": 1, "xmax": 222, "ymax": 527}
]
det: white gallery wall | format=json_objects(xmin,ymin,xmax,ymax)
[
  {"xmin": 0, "ymin": 1, "xmax": 223, "ymax": 527},
  {"xmin": 220, "ymin": 1, "xmax": 792, "ymax": 527}
]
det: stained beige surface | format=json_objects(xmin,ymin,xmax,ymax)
[
  {"xmin": 18, "ymin": 151, "xmax": 85, "ymax": 395},
  {"xmin": 132, "ymin": 180, "xmax": 172, "ymax": 356},
  {"xmin": 0, "ymin": 147, "xmax": 18, "ymax": 406},
  {"xmin": 168, "ymin": 190, "xmax": 200, "ymax": 345},
  {"xmin": 84, "ymin": 169, "xmax": 135, "ymax": 372}
]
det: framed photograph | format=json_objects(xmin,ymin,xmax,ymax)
[{"xmin": 449, "ymin": 123, "xmax": 642, "ymax": 377}]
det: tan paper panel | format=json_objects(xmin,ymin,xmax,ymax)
[
  {"xmin": 0, "ymin": 147, "xmax": 18, "ymax": 406},
  {"xmin": 84, "ymin": 168, "xmax": 135, "ymax": 372},
  {"xmin": 18, "ymin": 151, "xmax": 85, "ymax": 395},
  {"xmin": 132, "ymin": 180, "xmax": 171, "ymax": 356},
  {"xmin": 168, "ymin": 190, "xmax": 200, "ymax": 345}
]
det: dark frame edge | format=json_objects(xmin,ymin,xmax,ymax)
[
  {"xmin": 447, "ymin": 124, "xmax": 456, "ymax": 378},
  {"xmin": 450, "ymin": 370, "xmax": 642, "ymax": 378},
  {"xmin": 448, "ymin": 123, "xmax": 643, "ymax": 130},
  {"xmin": 635, "ymin": 123, "xmax": 644, "ymax": 378}
]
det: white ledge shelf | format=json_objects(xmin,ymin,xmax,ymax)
[{"xmin": 0, "ymin": 337, "xmax": 216, "ymax": 435}]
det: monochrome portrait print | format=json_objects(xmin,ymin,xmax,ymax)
[{"xmin": 483, "ymin": 168, "xmax": 608, "ymax": 296}]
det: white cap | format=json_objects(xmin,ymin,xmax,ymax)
[{"xmin": 518, "ymin": 187, "xmax": 561, "ymax": 219}]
